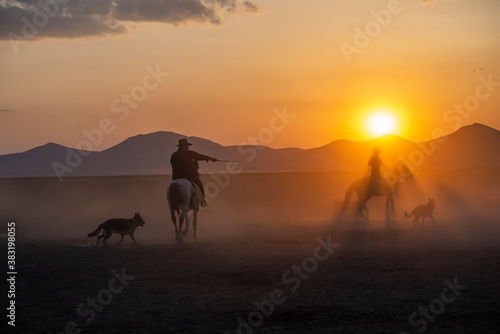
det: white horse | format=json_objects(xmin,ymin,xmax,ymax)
[{"xmin": 166, "ymin": 179, "xmax": 201, "ymax": 242}]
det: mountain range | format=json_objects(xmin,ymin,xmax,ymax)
[{"xmin": 1, "ymin": 123, "xmax": 499, "ymax": 178}]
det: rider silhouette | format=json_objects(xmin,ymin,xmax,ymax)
[
  {"xmin": 170, "ymin": 138, "xmax": 217, "ymax": 207},
  {"xmin": 368, "ymin": 146, "xmax": 388, "ymax": 192}
]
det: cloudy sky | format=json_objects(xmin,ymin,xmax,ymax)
[{"xmin": 1, "ymin": 0, "xmax": 499, "ymax": 154}]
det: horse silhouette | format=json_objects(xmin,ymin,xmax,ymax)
[{"xmin": 340, "ymin": 161, "xmax": 412, "ymax": 222}]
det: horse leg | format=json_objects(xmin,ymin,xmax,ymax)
[
  {"xmin": 178, "ymin": 214, "xmax": 184, "ymax": 243},
  {"xmin": 385, "ymin": 197, "xmax": 390, "ymax": 220},
  {"xmin": 358, "ymin": 193, "xmax": 370, "ymax": 223},
  {"xmin": 362, "ymin": 204, "xmax": 369, "ymax": 223},
  {"xmin": 193, "ymin": 211, "xmax": 199, "ymax": 241},
  {"xmin": 355, "ymin": 202, "xmax": 363, "ymax": 220},
  {"xmin": 171, "ymin": 211, "xmax": 180, "ymax": 241},
  {"xmin": 182, "ymin": 210, "xmax": 190, "ymax": 238},
  {"xmin": 354, "ymin": 189, "xmax": 364, "ymax": 220},
  {"xmin": 356, "ymin": 200, "xmax": 368, "ymax": 223},
  {"xmin": 385, "ymin": 196, "xmax": 394, "ymax": 221}
]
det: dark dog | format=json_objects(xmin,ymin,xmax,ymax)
[
  {"xmin": 405, "ymin": 198, "xmax": 436, "ymax": 227},
  {"xmin": 88, "ymin": 212, "xmax": 145, "ymax": 246}
]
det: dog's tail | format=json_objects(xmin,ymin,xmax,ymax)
[
  {"xmin": 404, "ymin": 209, "xmax": 415, "ymax": 218},
  {"xmin": 88, "ymin": 224, "xmax": 103, "ymax": 238}
]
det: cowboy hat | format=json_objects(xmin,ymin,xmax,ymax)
[{"xmin": 176, "ymin": 138, "xmax": 192, "ymax": 147}]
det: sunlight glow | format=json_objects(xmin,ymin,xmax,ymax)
[{"xmin": 366, "ymin": 111, "xmax": 397, "ymax": 137}]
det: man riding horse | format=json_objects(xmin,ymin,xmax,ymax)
[
  {"xmin": 339, "ymin": 146, "xmax": 413, "ymax": 221},
  {"xmin": 170, "ymin": 138, "xmax": 218, "ymax": 207},
  {"xmin": 368, "ymin": 146, "xmax": 390, "ymax": 194}
]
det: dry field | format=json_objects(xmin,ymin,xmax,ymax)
[{"xmin": 1, "ymin": 169, "xmax": 499, "ymax": 333}]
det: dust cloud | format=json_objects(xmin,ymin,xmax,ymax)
[{"xmin": 1, "ymin": 169, "xmax": 499, "ymax": 246}]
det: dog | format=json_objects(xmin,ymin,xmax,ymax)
[
  {"xmin": 88, "ymin": 212, "xmax": 145, "ymax": 246},
  {"xmin": 405, "ymin": 198, "xmax": 436, "ymax": 227}
]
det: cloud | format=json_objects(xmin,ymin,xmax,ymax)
[
  {"xmin": 0, "ymin": 0, "xmax": 261, "ymax": 40},
  {"xmin": 242, "ymin": 1, "xmax": 259, "ymax": 13},
  {"xmin": 0, "ymin": 0, "xmax": 126, "ymax": 39},
  {"xmin": 0, "ymin": 109, "xmax": 16, "ymax": 112}
]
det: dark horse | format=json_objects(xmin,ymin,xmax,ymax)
[{"xmin": 340, "ymin": 161, "xmax": 413, "ymax": 221}]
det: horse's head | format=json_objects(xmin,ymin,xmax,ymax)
[
  {"xmin": 383, "ymin": 160, "xmax": 414, "ymax": 193},
  {"xmin": 391, "ymin": 160, "xmax": 413, "ymax": 179}
]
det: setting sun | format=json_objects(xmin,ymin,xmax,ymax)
[{"xmin": 366, "ymin": 112, "xmax": 397, "ymax": 137}]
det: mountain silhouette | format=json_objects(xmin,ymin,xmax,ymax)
[
  {"xmin": 1, "ymin": 123, "xmax": 499, "ymax": 178},
  {"xmin": 423, "ymin": 123, "xmax": 500, "ymax": 168}
]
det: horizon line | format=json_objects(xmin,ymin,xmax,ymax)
[{"xmin": 0, "ymin": 122, "xmax": 497, "ymax": 156}]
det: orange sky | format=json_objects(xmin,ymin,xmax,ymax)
[{"xmin": 1, "ymin": 0, "xmax": 500, "ymax": 154}]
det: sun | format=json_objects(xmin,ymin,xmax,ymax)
[{"xmin": 366, "ymin": 111, "xmax": 397, "ymax": 137}]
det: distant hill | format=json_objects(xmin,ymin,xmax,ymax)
[
  {"xmin": 1, "ymin": 123, "xmax": 499, "ymax": 178},
  {"xmin": 423, "ymin": 123, "xmax": 500, "ymax": 169}
]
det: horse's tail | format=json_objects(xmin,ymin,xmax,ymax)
[
  {"xmin": 404, "ymin": 209, "xmax": 414, "ymax": 218},
  {"xmin": 168, "ymin": 182, "xmax": 181, "ymax": 214},
  {"xmin": 341, "ymin": 183, "xmax": 355, "ymax": 212}
]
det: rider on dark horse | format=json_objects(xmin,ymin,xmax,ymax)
[
  {"xmin": 368, "ymin": 146, "xmax": 389, "ymax": 193},
  {"xmin": 170, "ymin": 138, "xmax": 218, "ymax": 207}
]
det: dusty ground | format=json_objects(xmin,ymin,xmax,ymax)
[{"xmin": 1, "ymin": 170, "xmax": 500, "ymax": 333}]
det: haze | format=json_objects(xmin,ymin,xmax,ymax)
[{"xmin": 1, "ymin": 0, "xmax": 500, "ymax": 155}]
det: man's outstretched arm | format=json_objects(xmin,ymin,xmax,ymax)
[{"xmin": 191, "ymin": 151, "xmax": 217, "ymax": 162}]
